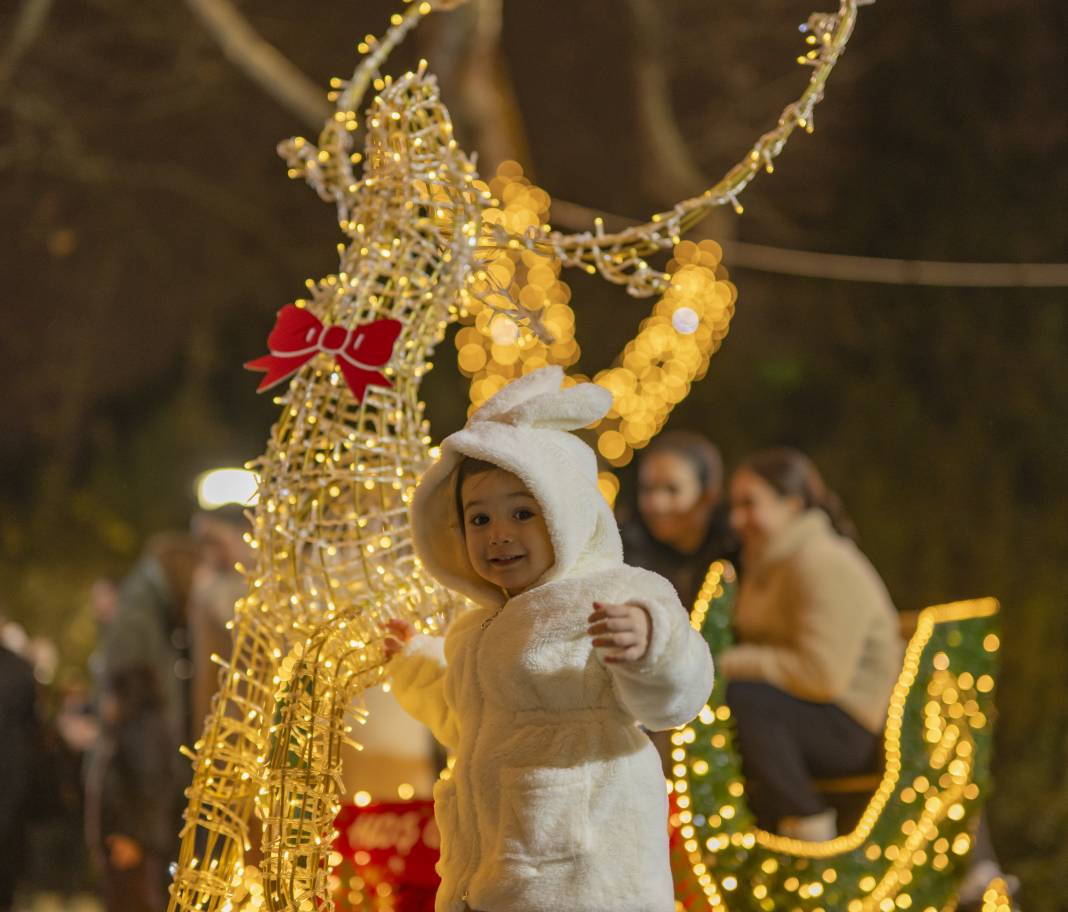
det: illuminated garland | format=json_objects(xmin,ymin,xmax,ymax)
[
  {"xmin": 591, "ymin": 240, "xmax": 734, "ymax": 469},
  {"xmin": 454, "ymin": 163, "xmax": 581, "ymax": 413},
  {"xmin": 980, "ymin": 878, "xmax": 1014, "ymax": 912},
  {"xmin": 673, "ymin": 562, "xmax": 1001, "ymax": 912},
  {"xmin": 454, "ymin": 163, "xmax": 736, "ymax": 491}
]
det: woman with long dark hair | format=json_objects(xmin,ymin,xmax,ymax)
[
  {"xmin": 620, "ymin": 430, "xmax": 739, "ymax": 612},
  {"xmin": 620, "ymin": 431, "xmax": 739, "ymax": 774},
  {"xmin": 721, "ymin": 447, "xmax": 902, "ymax": 841}
]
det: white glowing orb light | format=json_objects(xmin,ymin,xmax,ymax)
[
  {"xmin": 489, "ymin": 313, "xmax": 520, "ymax": 346},
  {"xmin": 672, "ymin": 306, "xmax": 700, "ymax": 335},
  {"xmin": 196, "ymin": 468, "xmax": 260, "ymax": 510}
]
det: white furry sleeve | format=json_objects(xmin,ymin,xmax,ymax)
[
  {"xmin": 387, "ymin": 634, "xmax": 460, "ymax": 750},
  {"xmin": 603, "ymin": 568, "xmax": 715, "ymax": 732}
]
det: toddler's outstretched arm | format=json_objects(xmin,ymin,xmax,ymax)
[
  {"xmin": 593, "ymin": 569, "xmax": 714, "ymax": 732},
  {"xmin": 386, "ymin": 620, "xmax": 460, "ymax": 750}
]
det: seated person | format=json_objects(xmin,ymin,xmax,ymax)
[{"xmin": 719, "ymin": 447, "xmax": 903, "ymax": 841}]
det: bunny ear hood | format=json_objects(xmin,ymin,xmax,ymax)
[
  {"xmin": 411, "ymin": 366, "xmax": 624, "ymax": 608},
  {"xmin": 470, "ymin": 367, "xmax": 612, "ymax": 430}
]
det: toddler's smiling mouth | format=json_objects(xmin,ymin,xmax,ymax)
[{"xmin": 488, "ymin": 554, "xmax": 525, "ymax": 566}]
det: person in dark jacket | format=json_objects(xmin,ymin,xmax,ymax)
[
  {"xmin": 101, "ymin": 533, "xmax": 199, "ymax": 746},
  {"xmin": 0, "ymin": 643, "xmax": 37, "ymax": 911},
  {"xmin": 85, "ymin": 665, "xmax": 179, "ymax": 912},
  {"xmin": 619, "ymin": 431, "xmax": 738, "ymax": 773},
  {"xmin": 620, "ymin": 430, "xmax": 739, "ymax": 610}
]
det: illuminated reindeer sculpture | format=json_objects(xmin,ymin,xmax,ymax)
[{"xmin": 168, "ymin": 66, "xmax": 507, "ymax": 912}]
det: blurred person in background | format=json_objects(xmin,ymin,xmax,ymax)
[
  {"xmin": 102, "ymin": 532, "xmax": 200, "ymax": 745},
  {"xmin": 188, "ymin": 506, "xmax": 253, "ymax": 740},
  {"xmin": 620, "ymin": 431, "xmax": 739, "ymax": 773},
  {"xmin": 620, "ymin": 430, "xmax": 739, "ymax": 610},
  {"xmin": 721, "ymin": 447, "xmax": 1016, "ymax": 903},
  {"xmin": 99, "ymin": 531, "xmax": 200, "ymax": 877},
  {"xmin": 85, "ymin": 665, "xmax": 179, "ymax": 912},
  {"xmin": 86, "ymin": 577, "xmax": 120, "ymax": 700},
  {"xmin": 720, "ymin": 447, "xmax": 903, "ymax": 841},
  {"xmin": 25, "ymin": 673, "xmax": 97, "ymax": 902},
  {"xmin": 0, "ymin": 633, "xmax": 37, "ymax": 911}
]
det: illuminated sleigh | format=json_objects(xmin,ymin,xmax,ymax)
[{"xmin": 670, "ymin": 562, "xmax": 1005, "ymax": 912}]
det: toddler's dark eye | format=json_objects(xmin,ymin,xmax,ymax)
[
  {"xmin": 469, "ymin": 513, "xmax": 489, "ymax": 527},
  {"xmin": 514, "ymin": 508, "xmax": 535, "ymax": 521}
]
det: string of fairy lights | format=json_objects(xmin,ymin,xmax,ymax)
[{"xmin": 671, "ymin": 563, "xmax": 1001, "ymax": 912}]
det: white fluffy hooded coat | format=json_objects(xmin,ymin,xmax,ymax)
[{"xmin": 389, "ymin": 366, "xmax": 715, "ymax": 912}]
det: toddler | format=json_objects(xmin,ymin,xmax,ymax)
[{"xmin": 386, "ymin": 366, "xmax": 714, "ymax": 912}]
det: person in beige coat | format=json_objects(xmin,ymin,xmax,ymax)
[
  {"xmin": 719, "ymin": 447, "xmax": 903, "ymax": 842},
  {"xmin": 385, "ymin": 366, "xmax": 714, "ymax": 912}
]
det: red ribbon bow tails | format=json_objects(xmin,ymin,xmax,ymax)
[{"xmin": 245, "ymin": 305, "xmax": 403, "ymax": 402}]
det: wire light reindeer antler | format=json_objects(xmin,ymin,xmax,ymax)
[{"xmin": 299, "ymin": 0, "xmax": 868, "ymax": 297}]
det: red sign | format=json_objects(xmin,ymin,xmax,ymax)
[{"xmin": 332, "ymin": 801, "xmax": 440, "ymax": 912}]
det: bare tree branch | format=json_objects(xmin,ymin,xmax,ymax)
[
  {"xmin": 625, "ymin": 0, "xmax": 733, "ymax": 239},
  {"xmin": 418, "ymin": 0, "xmax": 532, "ymax": 174},
  {"xmin": 460, "ymin": 0, "xmax": 531, "ymax": 172},
  {"xmin": 0, "ymin": 0, "xmax": 55, "ymax": 94},
  {"xmin": 721, "ymin": 244, "xmax": 1068, "ymax": 287},
  {"xmin": 183, "ymin": 0, "xmax": 330, "ymax": 128},
  {"xmin": 549, "ymin": 197, "xmax": 1068, "ymax": 287},
  {"xmin": 625, "ymin": 0, "xmax": 706, "ymax": 197}
]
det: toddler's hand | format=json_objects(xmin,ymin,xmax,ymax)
[
  {"xmin": 587, "ymin": 601, "xmax": 651, "ymax": 664},
  {"xmin": 384, "ymin": 618, "xmax": 416, "ymax": 661}
]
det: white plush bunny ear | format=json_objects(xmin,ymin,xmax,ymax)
[{"xmin": 471, "ymin": 365, "xmax": 612, "ymax": 431}]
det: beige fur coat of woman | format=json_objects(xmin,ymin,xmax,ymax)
[{"xmin": 720, "ymin": 509, "xmax": 902, "ymax": 733}]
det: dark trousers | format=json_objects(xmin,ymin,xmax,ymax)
[
  {"xmin": 726, "ymin": 681, "xmax": 880, "ymax": 829},
  {"xmin": 0, "ymin": 829, "xmax": 27, "ymax": 911},
  {"xmin": 100, "ymin": 854, "xmax": 168, "ymax": 912}
]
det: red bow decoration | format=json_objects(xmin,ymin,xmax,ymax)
[{"xmin": 245, "ymin": 305, "xmax": 403, "ymax": 402}]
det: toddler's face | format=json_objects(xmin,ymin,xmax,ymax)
[{"xmin": 460, "ymin": 468, "xmax": 554, "ymax": 596}]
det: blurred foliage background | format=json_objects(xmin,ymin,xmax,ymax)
[{"xmin": 1, "ymin": 0, "xmax": 1065, "ymax": 903}]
